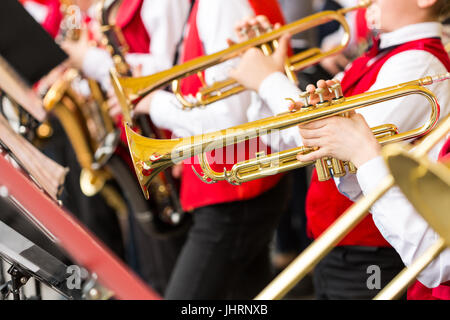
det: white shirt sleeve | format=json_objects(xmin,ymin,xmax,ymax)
[
  {"xmin": 149, "ymin": 0, "xmax": 260, "ymax": 136},
  {"xmin": 358, "ymin": 51, "xmax": 450, "ymax": 133},
  {"xmin": 335, "ymin": 49, "xmax": 450, "ymax": 203},
  {"xmin": 82, "ymin": 0, "xmax": 189, "ymax": 89},
  {"xmin": 125, "ymin": 0, "xmax": 190, "ymax": 76},
  {"xmin": 355, "ymin": 151, "xmax": 450, "ymax": 288},
  {"xmin": 331, "ymin": 47, "xmax": 450, "ymax": 287},
  {"xmin": 247, "ymin": 72, "xmax": 304, "ymax": 151},
  {"xmin": 82, "ymin": 47, "xmax": 114, "ymax": 90}
]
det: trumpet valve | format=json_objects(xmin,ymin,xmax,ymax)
[
  {"xmin": 314, "ymin": 87, "xmax": 331, "ymax": 107},
  {"xmin": 299, "ymin": 91, "xmax": 312, "ymax": 108},
  {"xmin": 315, "ymin": 158, "xmax": 332, "ymax": 181},
  {"xmin": 346, "ymin": 161, "xmax": 357, "ymax": 174},
  {"xmin": 330, "ymin": 158, "xmax": 346, "ymax": 177},
  {"xmin": 331, "ymin": 83, "xmax": 345, "ymax": 104}
]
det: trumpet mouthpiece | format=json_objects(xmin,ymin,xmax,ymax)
[{"xmin": 431, "ymin": 72, "xmax": 450, "ymax": 83}]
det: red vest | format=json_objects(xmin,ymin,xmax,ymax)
[
  {"xmin": 407, "ymin": 136, "xmax": 450, "ymax": 300},
  {"xmin": 306, "ymin": 38, "xmax": 450, "ymax": 246},
  {"xmin": 116, "ymin": 0, "xmax": 150, "ymax": 54},
  {"xmin": 114, "ymin": 0, "xmax": 150, "ymax": 143},
  {"xmin": 179, "ymin": 0, "xmax": 286, "ymax": 211}
]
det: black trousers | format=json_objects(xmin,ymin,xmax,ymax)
[
  {"xmin": 276, "ymin": 169, "xmax": 311, "ymax": 255},
  {"xmin": 164, "ymin": 176, "xmax": 291, "ymax": 300},
  {"xmin": 313, "ymin": 246, "xmax": 406, "ymax": 300}
]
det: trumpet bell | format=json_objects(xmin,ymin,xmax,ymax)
[
  {"xmin": 116, "ymin": 1, "xmax": 372, "ymax": 113},
  {"xmin": 125, "ymin": 124, "xmax": 182, "ymax": 199},
  {"xmin": 383, "ymin": 143, "xmax": 450, "ymax": 246}
]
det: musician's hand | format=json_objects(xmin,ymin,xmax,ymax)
[
  {"xmin": 320, "ymin": 54, "xmax": 350, "ymax": 76},
  {"xmin": 134, "ymin": 91, "xmax": 157, "ymax": 115},
  {"xmin": 296, "ymin": 112, "xmax": 381, "ymax": 168},
  {"xmin": 310, "ymin": 79, "xmax": 342, "ymax": 103},
  {"xmin": 229, "ymin": 33, "xmax": 290, "ymax": 91},
  {"xmin": 106, "ymin": 89, "xmax": 122, "ymax": 119},
  {"xmin": 172, "ymin": 163, "xmax": 183, "ymax": 178},
  {"xmin": 60, "ymin": 27, "xmax": 91, "ymax": 70},
  {"xmin": 234, "ymin": 15, "xmax": 280, "ymax": 41}
]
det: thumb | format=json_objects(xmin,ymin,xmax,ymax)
[
  {"xmin": 273, "ymin": 33, "xmax": 290, "ymax": 65},
  {"xmin": 226, "ymin": 38, "xmax": 236, "ymax": 47}
]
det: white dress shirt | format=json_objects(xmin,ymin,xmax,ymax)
[
  {"xmin": 253, "ymin": 22, "xmax": 450, "ymax": 150},
  {"xmin": 148, "ymin": 0, "xmax": 259, "ymax": 137},
  {"xmin": 82, "ymin": 0, "xmax": 190, "ymax": 90},
  {"xmin": 356, "ymin": 153, "xmax": 450, "ymax": 288},
  {"xmin": 251, "ymin": 22, "xmax": 450, "ymax": 288}
]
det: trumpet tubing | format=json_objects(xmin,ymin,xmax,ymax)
[
  {"xmin": 126, "ymin": 74, "xmax": 448, "ymax": 198},
  {"xmin": 114, "ymin": 0, "xmax": 371, "ymax": 114},
  {"xmin": 195, "ymin": 123, "xmax": 398, "ymax": 185}
]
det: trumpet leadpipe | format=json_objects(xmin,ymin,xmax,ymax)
[{"xmin": 126, "ymin": 74, "xmax": 446, "ymax": 197}]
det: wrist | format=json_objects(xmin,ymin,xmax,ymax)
[{"xmin": 352, "ymin": 141, "xmax": 381, "ymax": 168}]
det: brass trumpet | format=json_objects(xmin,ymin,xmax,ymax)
[
  {"xmin": 112, "ymin": 0, "xmax": 372, "ymax": 122},
  {"xmin": 255, "ymin": 113, "xmax": 450, "ymax": 300},
  {"xmin": 125, "ymin": 74, "xmax": 448, "ymax": 199}
]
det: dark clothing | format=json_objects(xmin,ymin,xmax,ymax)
[
  {"xmin": 313, "ymin": 246, "xmax": 406, "ymax": 300},
  {"xmin": 275, "ymin": 169, "xmax": 311, "ymax": 254},
  {"xmin": 165, "ymin": 175, "xmax": 291, "ymax": 300}
]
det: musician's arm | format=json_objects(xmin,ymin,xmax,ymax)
[
  {"xmin": 147, "ymin": 0, "xmax": 257, "ymax": 136},
  {"xmin": 356, "ymin": 151, "xmax": 450, "ymax": 288}
]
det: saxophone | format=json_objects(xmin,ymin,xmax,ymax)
[{"xmin": 96, "ymin": 0, "xmax": 190, "ymax": 236}]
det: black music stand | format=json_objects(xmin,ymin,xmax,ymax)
[{"xmin": 0, "ymin": 220, "xmax": 82, "ymax": 300}]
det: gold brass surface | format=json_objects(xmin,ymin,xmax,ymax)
[
  {"xmin": 256, "ymin": 114, "xmax": 450, "ymax": 300},
  {"xmin": 114, "ymin": 1, "xmax": 371, "ymax": 114},
  {"xmin": 126, "ymin": 74, "xmax": 447, "ymax": 198}
]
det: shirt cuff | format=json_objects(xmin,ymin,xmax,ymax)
[
  {"xmin": 258, "ymin": 72, "xmax": 301, "ymax": 115},
  {"xmin": 356, "ymin": 156, "xmax": 390, "ymax": 196}
]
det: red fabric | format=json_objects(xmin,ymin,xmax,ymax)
[
  {"xmin": 407, "ymin": 139, "xmax": 450, "ymax": 300},
  {"xmin": 355, "ymin": 8, "xmax": 369, "ymax": 43},
  {"xmin": 114, "ymin": 0, "xmax": 151, "ymax": 145},
  {"xmin": 408, "ymin": 280, "xmax": 450, "ymax": 300},
  {"xmin": 438, "ymin": 137, "xmax": 450, "ymax": 163},
  {"xmin": 246, "ymin": 0, "xmax": 286, "ymax": 28},
  {"xmin": 179, "ymin": 0, "xmax": 286, "ymax": 211},
  {"xmin": 306, "ymin": 37, "xmax": 450, "ymax": 247},
  {"xmin": 20, "ymin": 0, "xmax": 62, "ymax": 38},
  {"xmin": 179, "ymin": 0, "xmax": 205, "ymax": 96},
  {"xmin": 116, "ymin": 0, "xmax": 150, "ymax": 54},
  {"xmin": 341, "ymin": 38, "xmax": 450, "ymax": 95}
]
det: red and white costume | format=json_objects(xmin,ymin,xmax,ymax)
[
  {"xmin": 249, "ymin": 21, "xmax": 450, "ymax": 298},
  {"xmin": 147, "ymin": 0, "xmax": 286, "ymax": 212},
  {"xmin": 20, "ymin": 0, "xmax": 62, "ymax": 38},
  {"xmin": 82, "ymin": 0, "xmax": 190, "ymax": 89}
]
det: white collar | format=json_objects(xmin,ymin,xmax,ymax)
[{"xmin": 379, "ymin": 22, "xmax": 443, "ymax": 49}]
